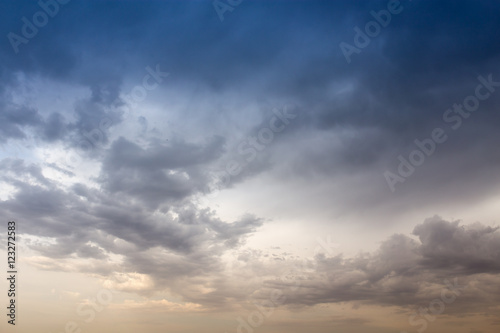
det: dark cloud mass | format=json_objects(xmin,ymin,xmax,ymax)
[{"xmin": 0, "ymin": 0, "xmax": 499, "ymax": 331}]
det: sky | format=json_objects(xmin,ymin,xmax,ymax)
[{"xmin": 1, "ymin": 0, "xmax": 500, "ymax": 332}]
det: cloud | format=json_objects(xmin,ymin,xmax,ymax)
[
  {"xmin": 254, "ymin": 217, "xmax": 500, "ymax": 318},
  {"xmin": 2, "ymin": 161, "xmax": 498, "ymax": 314},
  {"xmin": 414, "ymin": 218, "xmax": 500, "ymax": 274}
]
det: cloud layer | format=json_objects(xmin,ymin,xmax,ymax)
[{"xmin": 0, "ymin": 1, "xmax": 499, "ymax": 331}]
